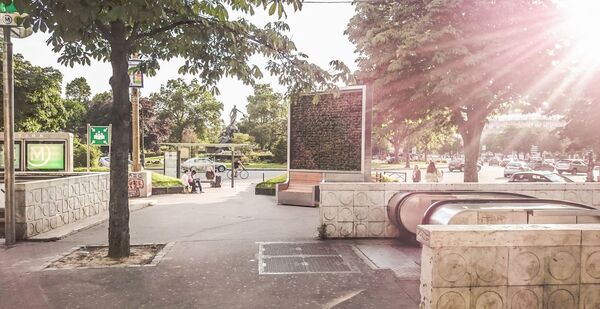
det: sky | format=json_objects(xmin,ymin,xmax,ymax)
[{"xmin": 12, "ymin": 3, "xmax": 359, "ymax": 121}]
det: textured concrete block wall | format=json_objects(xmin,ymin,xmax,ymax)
[
  {"xmin": 418, "ymin": 225, "xmax": 600, "ymax": 309},
  {"xmin": 319, "ymin": 183, "xmax": 600, "ymax": 238},
  {"xmin": 15, "ymin": 173, "xmax": 110, "ymax": 239}
]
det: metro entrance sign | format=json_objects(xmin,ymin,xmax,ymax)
[
  {"xmin": 0, "ymin": 1, "xmax": 20, "ymax": 27},
  {"xmin": 90, "ymin": 126, "xmax": 110, "ymax": 146}
]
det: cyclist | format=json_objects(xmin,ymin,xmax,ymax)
[{"xmin": 233, "ymin": 158, "xmax": 245, "ymax": 177}]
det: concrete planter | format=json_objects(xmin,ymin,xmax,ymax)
[
  {"xmin": 152, "ymin": 186, "xmax": 185, "ymax": 195},
  {"xmin": 255, "ymin": 187, "xmax": 276, "ymax": 196}
]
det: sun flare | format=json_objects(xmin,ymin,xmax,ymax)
[{"xmin": 560, "ymin": 0, "xmax": 600, "ymax": 62}]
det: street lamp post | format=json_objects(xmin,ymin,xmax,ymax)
[{"xmin": 3, "ymin": 27, "xmax": 15, "ymax": 245}]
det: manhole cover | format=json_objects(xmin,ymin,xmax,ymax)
[{"xmin": 259, "ymin": 242, "xmax": 354, "ymax": 274}]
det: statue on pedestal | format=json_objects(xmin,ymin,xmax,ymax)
[{"xmin": 219, "ymin": 105, "xmax": 245, "ymax": 144}]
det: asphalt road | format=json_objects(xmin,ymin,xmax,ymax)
[{"xmin": 380, "ymin": 165, "xmax": 589, "ymax": 183}]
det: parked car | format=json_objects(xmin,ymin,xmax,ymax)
[
  {"xmin": 98, "ymin": 156, "xmax": 132, "ymax": 167},
  {"xmin": 181, "ymin": 157, "xmax": 227, "ymax": 172},
  {"xmin": 509, "ymin": 171, "xmax": 573, "ymax": 183},
  {"xmin": 528, "ymin": 162, "xmax": 555, "ymax": 172},
  {"xmin": 504, "ymin": 161, "xmax": 531, "ymax": 178},
  {"xmin": 448, "ymin": 159, "xmax": 482, "ymax": 172},
  {"xmin": 499, "ymin": 159, "xmax": 511, "ymax": 167},
  {"xmin": 99, "ymin": 156, "xmax": 110, "ymax": 167},
  {"xmin": 488, "ymin": 157, "xmax": 500, "ymax": 166},
  {"xmin": 556, "ymin": 159, "xmax": 587, "ymax": 175}
]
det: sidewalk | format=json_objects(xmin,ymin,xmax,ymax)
[{"xmin": 0, "ymin": 184, "xmax": 419, "ymax": 308}]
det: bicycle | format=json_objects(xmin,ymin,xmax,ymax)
[{"xmin": 226, "ymin": 168, "xmax": 249, "ymax": 179}]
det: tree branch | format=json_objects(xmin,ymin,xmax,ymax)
[{"xmin": 130, "ymin": 19, "xmax": 199, "ymax": 42}]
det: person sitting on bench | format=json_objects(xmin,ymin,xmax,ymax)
[{"xmin": 191, "ymin": 170, "xmax": 203, "ymax": 193}]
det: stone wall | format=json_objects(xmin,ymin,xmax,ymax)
[
  {"xmin": 15, "ymin": 173, "xmax": 109, "ymax": 239},
  {"xmin": 418, "ymin": 224, "xmax": 600, "ymax": 308},
  {"xmin": 128, "ymin": 171, "xmax": 152, "ymax": 198},
  {"xmin": 319, "ymin": 182, "xmax": 600, "ymax": 238}
]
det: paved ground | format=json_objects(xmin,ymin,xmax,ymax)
[{"xmin": 0, "ymin": 184, "xmax": 420, "ymax": 309}]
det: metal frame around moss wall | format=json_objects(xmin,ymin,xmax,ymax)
[{"xmin": 287, "ymin": 85, "xmax": 367, "ymax": 174}]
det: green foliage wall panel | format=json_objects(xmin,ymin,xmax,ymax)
[{"xmin": 289, "ymin": 89, "xmax": 364, "ymax": 171}]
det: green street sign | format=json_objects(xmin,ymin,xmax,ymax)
[
  {"xmin": 0, "ymin": 1, "xmax": 17, "ymax": 13},
  {"xmin": 90, "ymin": 126, "xmax": 110, "ymax": 146}
]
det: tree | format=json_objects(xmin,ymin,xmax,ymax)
[
  {"xmin": 140, "ymin": 97, "xmax": 170, "ymax": 153},
  {"xmin": 239, "ymin": 84, "xmax": 287, "ymax": 151},
  {"xmin": 152, "ymin": 78, "xmax": 223, "ymax": 142},
  {"xmin": 0, "ymin": 54, "xmax": 66, "ymax": 132},
  {"xmin": 86, "ymin": 92, "xmax": 113, "ymax": 127},
  {"xmin": 272, "ymin": 136, "xmax": 287, "ymax": 163},
  {"xmin": 374, "ymin": 115, "xmax": 420, "ymax": 165},
  {"xmin": 63, "ymin": 77, "xmax": 92, "ymax": 135},
  {"xmin": 560, "ymin": 98, "xmax": 600, "ymax": 154},
  {"xmin": 24, "ymin": 0, "xmax": 346, "ymax": 258},
  {"xmin": 347, "ymin": 1, "xmax": 563, "ymax": 182},
  {"xmin": 65, "ymin": 77, "xmax": 92, "ymax": 103}
]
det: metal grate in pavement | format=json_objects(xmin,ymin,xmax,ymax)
[
  {"xmin": 262, "ymin": 243, "xmax": 338, "ymax": 256},
  {"xmin": 304, "ymin": 256, "xmax": 351, "ymax": 272},
  {"xmin": 258, "ymin": 242, "xmax": 354, "ymax": 275},
  {"xmin": 263, "ymin": 256, "xmax": 307, "ymax": 273}
]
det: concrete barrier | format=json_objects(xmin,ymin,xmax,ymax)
[
  {"xmin": 418, "ymin": 224, "xmax": 600, "ymax": 309},
  {"xmin": 14, "ymin": 173, "xmax": 110, "ymax": 239},
  {"xmin": 319, "ymin": 182, "xmax": 600, "ymax": 238}
]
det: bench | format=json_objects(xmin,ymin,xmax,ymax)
[{"xmin": 276, "ymin": 172, "xmax": 323, "ymax": 207}]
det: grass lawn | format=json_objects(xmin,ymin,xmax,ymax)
[
  {"xmin": 225, "ymin": 162, "xmax": 286, "ymax": 169},
  {"xmin": 256, "ymin": 173, "xmax": 287, "ymax": 189},
  {"xmin": 152, "ymin": 172, "xmax": 183, "ymax": 187},
  {"xmin": 74, "ymin": 167, "xmax": 109, "ymax": 172}
]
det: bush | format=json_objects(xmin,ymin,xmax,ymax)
[
  {"xmin": 73, "ymin": 139, "xmax": 102, "ymax": 168},
  {"xmin": 272, "ymin": 137, "xmax": 287, "ymax": 164}
]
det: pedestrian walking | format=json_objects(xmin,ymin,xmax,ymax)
[
  {"xmin": 412, "ymin": 165, "xmax": 421, "ymax": 183},
  {"xmin": 425, "ymin": 161, "xmax": 443, "ymax": 183}
]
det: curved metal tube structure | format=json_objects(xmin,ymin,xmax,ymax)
[
  {"xmin": 422, "ymin": 198, "xmax": 600, "ymax": 226},
  {"xmin": 387, "ymin": 191, "xmax": 534, "ymax": 235}
]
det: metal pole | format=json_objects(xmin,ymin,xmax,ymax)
[
  {"xmin": 231, "ymin": 146, "xmax": 234, "ymax": 188},
  {"xmin": 3, "ymin": 29, "xmax": 16, "ymax": 245},
  {"xmin": 86, "ymin": 124, "xmax": 90, "ymax": 172},
  {"xmin": 131, "ymin": 87, "xmax": 141, "ymax": 172},
  {"xmin": 140, "ymin": 112, "xmax": 145, "ymax": 169},
  {"xmin": 108, "ymin": 124, "xmax": 112, "ymax": 164}
]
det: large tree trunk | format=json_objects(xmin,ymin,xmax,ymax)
[
  {"xmin": 404, "ymin": 141, "xmax": 411, "ymax": 168},
  {"xmin": 459, "ymin": 120, "xmax": 485, "ymax": 183},
  {"xmin": 392, "ymin": 141, "xmax": 401, "ymax": 164},
  {"xmin": 108, "ymin": 21, "xmax": 131, "ymax": 258}
]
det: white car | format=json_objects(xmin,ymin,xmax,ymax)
[
  {"xmin": 99, "ymin": 156, "xmax": 110, "ymax": 167},
  {"xmin": 504, "ymin": 161, "xmax": 531, "ymax": 178},
  {"xmin": 181, "ymin": 158, "xmax": 227, "ymax": 172},
  {"xmin": 98, "ymin": 156, "xmax": 132, "ymax": 167}
]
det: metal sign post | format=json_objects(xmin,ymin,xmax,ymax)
[
  {"xmin": 3, "ymin": 27, "xmax": 15, "ymax": 245},
  {"xmin": 1, "ymin": 5, "xmax": 32, "ymax": 245},
  {"xmin": 129, "ymin": 56, "xmax": 143, "ymax": 172},
  {"xmin": 86, "ymin": 124, "xmax": 90, "ymax": 172}
]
